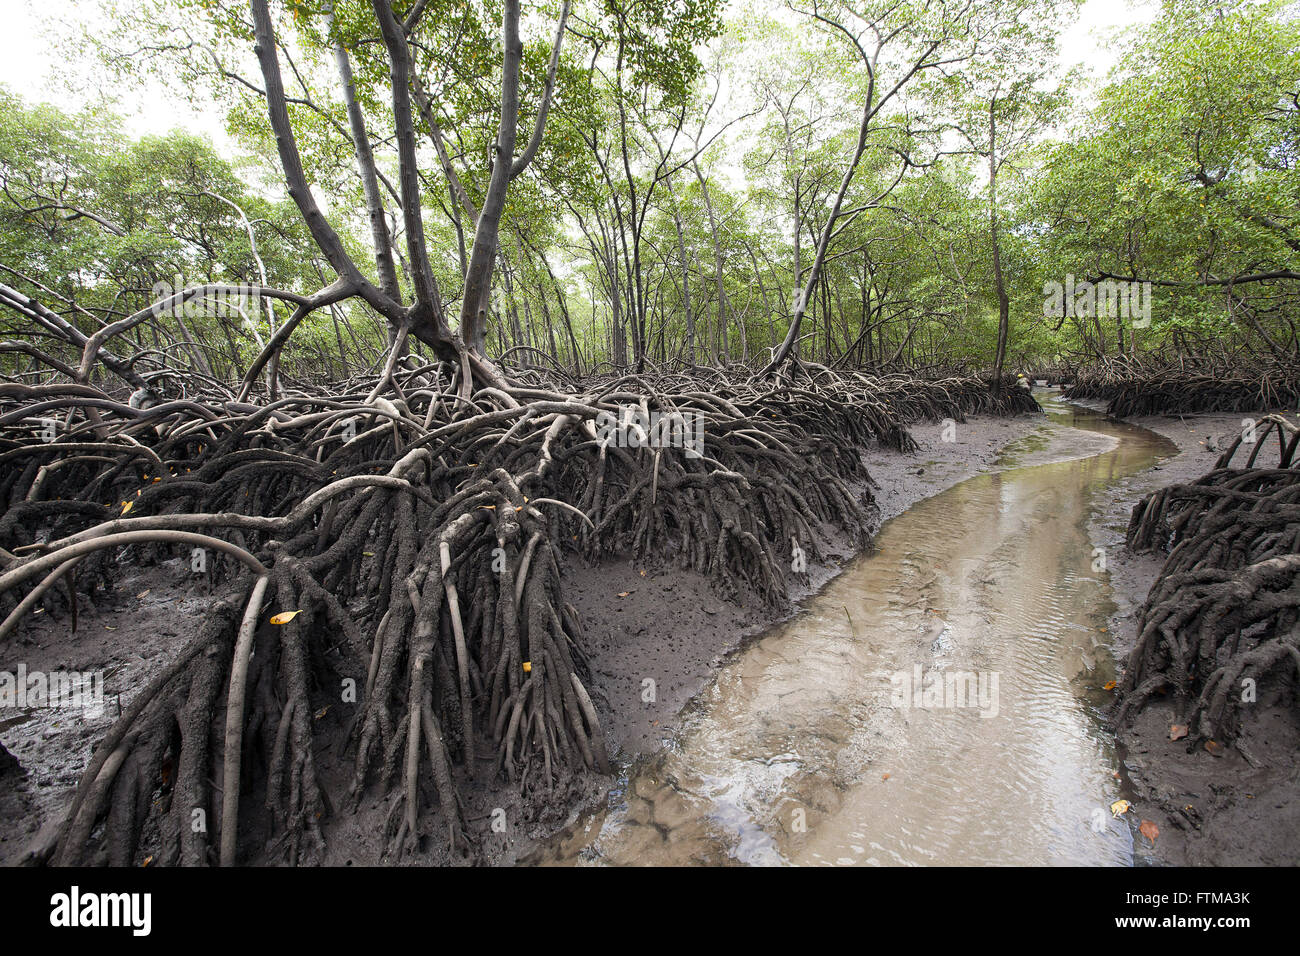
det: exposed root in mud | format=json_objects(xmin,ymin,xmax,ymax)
[
  {"xmin": 1064, "ymin": 356, "xmax": 1300, "ymax": 416},
  {"xmin": 1, "ymin": 362, "xmax": 1029, "ymax": 865},
  {"xmin": 1118, "ymin": 414, "xmax": 1300, "ymax": 746}
]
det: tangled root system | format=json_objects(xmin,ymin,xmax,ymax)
[
  {"xmin": 1, "ymin": 361, "xmax": 1032, "ymax": 865},
  {"xmin": 1118, "ymin": 414, "xmax": 1300, "ymax": 746},
  {"xmin": 1065, "ymin": 356, "xmax": 1300, "ymax": 417}
]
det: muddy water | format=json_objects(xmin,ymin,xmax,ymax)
[{"xmin": 532, "ymin": 393, "xmax": 1177, "ymax": 866}]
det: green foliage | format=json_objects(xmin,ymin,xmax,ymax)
[
  {"xmin": 6, "ymin": 0, "xmax": 1300, "ymax": 377},
  {"xmin": 0, "ymin": 87, "xmax": 373, "ymax": 381},
  {"xmin": 1033, "ymin": 0, "xmax": 1300, "ymax": 357}
]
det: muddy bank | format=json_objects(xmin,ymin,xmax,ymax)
[{"xmin": 1082, "ymin": 401, "xmax": 1300, "ymax": 866}]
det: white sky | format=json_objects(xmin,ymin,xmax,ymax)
[
  {"xmin": 1059, "ymin": 0, "xmax": 1160, "ymax": 81},
  {"xmin": 0, "ymin": 0, "xmax": 232, "ymax": 144},
  {"xmin": 0, "ymin": 0, "xmax": 1157, "ymax": 151}
]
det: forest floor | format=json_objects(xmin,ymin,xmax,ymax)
[{"xmin": 1077, "ymin": 401, "xmax": 1300, "ymax": 866}]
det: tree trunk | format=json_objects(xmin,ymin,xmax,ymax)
[{"xmin": 989, "ymin": 97, "xmax": 1010, "ymax": 394}]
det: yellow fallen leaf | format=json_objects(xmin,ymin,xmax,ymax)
[
  {"xmin": 1139, "ymin": 819, "xmax": 1159, "ymax": 845},
  {"xmin": 1110, "ymin": 799, "xmax": 1131, "ymax": 817},
  {"xmin": 522, "ymin": 661, "xmax": 532, "ymax": 673},
  {"xmin": 314, "ymin": 706, "xmax": 330, "ymax": 720},
  {"xmin": 1103, "ymin": 680, "xmax": 1117, "ymax": 691},
  {"xmin": 270, "ymin": 610, "xmax": 302, "ymax": 625},
  {"xmin": 121, "ymin": 500, "xmax": 133, "ymax": 515},
  {"xmin": 142, "ymin": 855, "xmax": 153, "ymax": 867},
  {"xmin": 617, "ymin": 591, "xmax": 630, "ymax": 597},
  {"xmin": 882, "ymin": 772, "xmax": 890, "ymax": 781}
]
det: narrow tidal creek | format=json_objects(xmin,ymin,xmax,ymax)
[{"xmin": 531, "ymin": 393, "xmax": 1178, "ymax": 866}]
